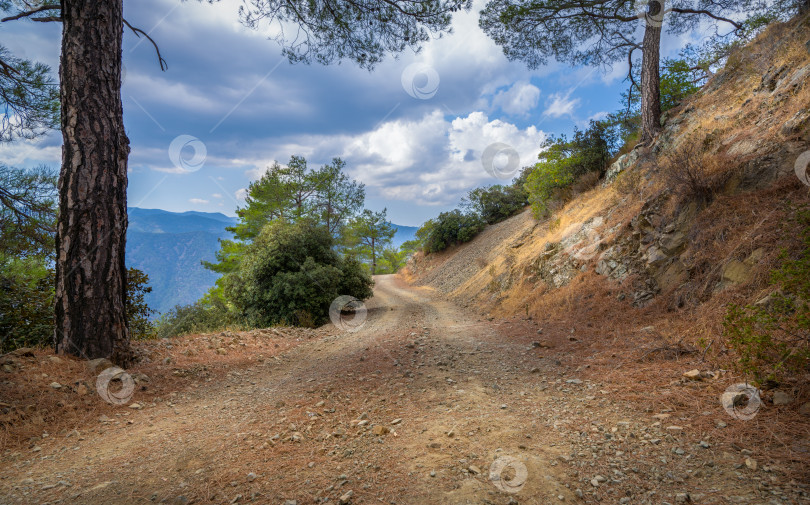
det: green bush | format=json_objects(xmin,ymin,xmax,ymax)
[
  {"xmin": 0, "ymin": 257, "xmax": 53, "ymax": 352},
  {"xmin": 228, "ymin": 219, "xmax": 373, "ymax": 327},
  {"xmin": 417, "ymin": 210, "xmax": 485, "ymax": 253},
  {"xmin": 463, "ymin": 184, "xmax": 527, "ymax": 225},
  {"xmin": 723, "ymin": 207, "xmax": 810, "ymax": 382},
  {"xmin": 154, "ymin": 293, "xmax": 243, "ymax": 339},
  {"xmin": 524, "ymin": 121, "xmax": 610, "ymax": 218}
]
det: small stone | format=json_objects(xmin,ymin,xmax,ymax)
[
  {"xmin": 699, "ymin": 441, "xmax": 710, "ymax": 449},
  {"xmin": 745, "ymin": 458, "xmax": 757, "ymax": 470},
  {"xmin": 430, "ymin": 470, "xmax": 436, "ymax": 478},
  {"xmin": 48, "ymin": 356, "xmax": 63, "ymax": 364},
  {"xmin": 500, "ymin": 404, "xmax": 508, "ymax": 409},
  {"xmin": 32, "ymin": 446, "xmax": 42, "ymax": 452},
  {"xmin": 49, "ymin": 382, "xmax": 62, "ymax": 389},
  {"xmin": 666, "ymin": 426, "xmax": 684, "ymax": 432},
  {"xmin": 338, "ymin": 490, "xmax": 353, "ymax": 504},
  {"xmin": 772, "ymin": 391, "xmax": 793, "ymax": 405},
  {"xmin": 468, "ymin": 465, "xmax": 481, "ymax": 475},
  {"xmin": 76, "ymin": 384, "xmax": 88, "ymax": 396},
  {"xmin": 590, "ymin": 478, "xmax": 600, "ymax": 487},
  {"xmin": 128, "ymin": 403, "xmax": 141, "ymax": 409},
  {"xmin": 391, "ymin": 418, "xmax": 402, "ymax": 425},
  {"xmin": 683, "ymin": 369, "xmax": 702, "ymax": 380},
  {"xmin": 372, "ymin": 425, "xmax": 389, "ymax": 436},
  {"xmin": 675, "ymin": 493, "xmax": 691, "ymax": 503},
  {"xmin": 652, "ymin": 413, "xmax": 671, "ymax": 420},
  {"xmin": 716, "ymin": 421, "xmax": 727, "ymax": 428},
  {"xmin": 799, "ymin": 402, "xmax": 810, "ymax": 415},
  {"xmin": 285, "ymin": 501, "xmax": 298, "ymax": 505},
  {"xmin": 530, "ymin": 367, "xmax": 540, "ymax": 374},
  {"xmin": 247, "ymin": 472, "xmax": 257, "ymax": 482},
  {"xmin": 216, "ymin": 348, "xmax": 227, "ymax": 355}
]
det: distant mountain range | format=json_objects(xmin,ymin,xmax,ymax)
[{"xmin": 126, "ymin": 207, "xmax": 419, "ymax": 316}]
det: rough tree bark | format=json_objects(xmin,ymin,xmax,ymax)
[
  {"xmin": 55, "ymin": 0, "xmax": 132, "ymax": 365},
  {"xmin": 640, "ymin": 21, "xmax": 662, "ymax": 145}
]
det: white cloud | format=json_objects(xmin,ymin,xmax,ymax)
[
  {"xmin": 212, "ymin": 193, "xmax": 223, "ymax": 198},
  {"xmin": 544, "ymin": 92, "xmax": 581, "ymax": 118},
  {"xmin": 235, "ymin": 188, "xmax": 248, "ymax": 200},
  {"xmin": 240, "ymin": 109, "xmax": 545, "ymax": 207},
  {"xmin": 491, "ymin": 81, "xmax": 541, "ymax": 117},
  {"xmin": 189, "ymin": 198, "xmax": 209, "ymax": 204}
]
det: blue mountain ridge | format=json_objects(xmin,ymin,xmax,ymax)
[{"xmin": 126, "ymin": 207, "xmax": 418, "ymax": 316}]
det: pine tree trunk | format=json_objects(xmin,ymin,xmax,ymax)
[
  {"xmin": 55, "ymin": 0, "xmax": 132, "ymax": 365},
  {"xmin": 639, "ymin": 21, "xmax": 662, "ymax": 145},
  {"xmin": 371, "ymin": 237, "xmax": 376, "ymax": 275}
]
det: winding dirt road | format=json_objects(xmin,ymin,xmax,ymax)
[{"xmin": 0, "ymin": 276, "xmax": 797, "ymax": 505}]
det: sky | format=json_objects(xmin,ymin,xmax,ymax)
[{"xmin": 0, "ymin": 0, "xmax": 719, "ymax": 226}]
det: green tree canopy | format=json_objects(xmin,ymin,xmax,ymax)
[
  {"xmin": 345, "ymin": 208, "xmax": 396, "ymax": 275},
  {"xmin": 227, "ymin": 219, "xmax": 373, "ymax": 327}
]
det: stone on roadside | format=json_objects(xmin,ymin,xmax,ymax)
[
  {"xmin": 49, "ymin": 382, "xmax": 62, "ymax": 389},
  {"xmin": 338, "ymin": 490, "xmax": 353, "ymax": 504},
  {"xmin": 468, "ymin": 465, "xmax": 481, "ymax": 475},
  {"xmin": 683, "ymin": 369, "xmax": 702, "ymax": 380},
  {"xmin": 772, "ymin": 391, "xmax": 793, "ymax": 405},
  {"xmin": 86, "ymin": 358, "xmax": 113, "ymax": 373},
  {"xmin": 372, "ymin": 425, "xmax": 389, "ymax": 436},
  {"xmin": 745, "ymin": 457, "xmax": 757, "ymax": 470}
]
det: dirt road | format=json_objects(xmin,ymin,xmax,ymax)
[{"xmin": 1, "ymin": 276, "xmax": 803, "ymax": 505}]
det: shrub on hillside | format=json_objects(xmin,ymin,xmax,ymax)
[
  {"xmin": 463, "ymin": 184, "xmax": 528, "ymax": 225},
  {"xmin": 227, "ymin": 219, "xmax": 373, "ymax": 327},
  {"xmin": 416, "ymin": 210, "xmax": 485, "ymax": 254},
  {"xmin": 155, "ymin": 292, "xmax": 243, "ymax": 339},
  {"xmin": 660, "ymin": 139, "xmax": 731, "ymax": 205},
  {"xmin": 723, "ymin": 207, "xmax": 810, "ymax": 382},
  {"xmin": 524, "ymin": 121, "xmax": 611, "ymax": 218}
]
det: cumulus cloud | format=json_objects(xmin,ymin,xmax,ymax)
[
  {"xmin": 491, "ymin": 81, "xmax": 541, "ymax": 117},
  {"xmin": 189, "ymin": 198, "xmax": 209, "ymax": 204},
  {"xmin": 240, "ymin": 109, "xmax": 545, "ymax": 207}
]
